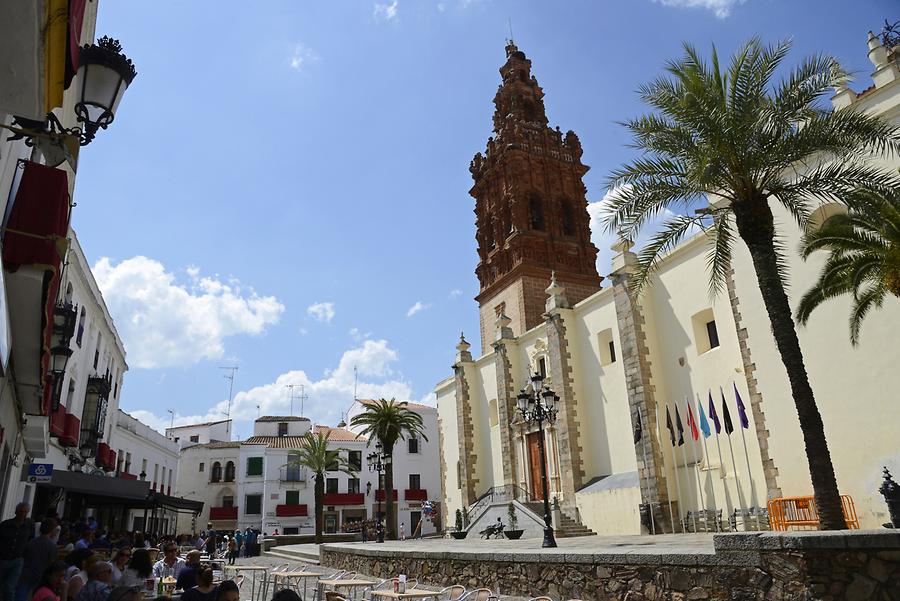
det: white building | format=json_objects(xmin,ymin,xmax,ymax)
[
  {"xmin": 166, "ymin": 419, "xmax": 232, "ymax": 449},
  {"xmin": 174, "ymin": 404, "xmax": 443, "ymax": 538},
  {"xmin": 437, "ymin": 33, "xmax": 900, "ymax": 536}
]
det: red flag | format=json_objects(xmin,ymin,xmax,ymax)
[{"xmin": 686, "ymin": 399, "xmax": 699, "ymax": 441}]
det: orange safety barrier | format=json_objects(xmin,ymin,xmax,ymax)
[{"xmin": 767, "ymin": 495, "xmax": 860, "ymax": 531}]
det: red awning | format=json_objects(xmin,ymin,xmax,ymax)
[
  {"xmin": 3, "ymin": 161, "xmax": 70, "ymax": 271},
  {"xmin": 66, "ymin": 0, "xmax": 87, "ymax": 88}
]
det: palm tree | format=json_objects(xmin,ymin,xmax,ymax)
[
  {"xmin": 289, "ymin": 430, "xmax": 355, "ymax": 544},
  {"xmin": 797, "ymin": 185, "xmax": 900, "ymax": 345},
  {"xmin": 349, "ymin": 399, "xmax": 428, "ymax": 539},
  {"xmin": 603, "ymin": 38, "xmax": 900, "ymax": 529}
]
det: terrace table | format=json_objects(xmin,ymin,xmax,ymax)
[
  {"xmin": 272, "ymin": 571, "xmax": 327, "ymax": 600},
  {"xmin": 317, "ymin": 579, "xmax": 378, "ymax": 601},
  {"xmin": 370, "ymin": 591, "xmax": 442, "ymax": 600},
  {"xmin": 227, "ymin": 565, "xmax": 271, "ymax": 601}
]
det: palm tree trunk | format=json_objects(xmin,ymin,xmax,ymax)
[
  {"xmin": 385, "ymin": 459, "xmax": 396, "ymax": 540},
  {"xmin": 734, "ymin": 198, "xmax": 845, "ymax": 530},
  {"xmin": 314, "ymin": 472, "xmax": 324, "ymax": 544}
]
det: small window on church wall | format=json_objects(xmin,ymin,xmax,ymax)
[
  {"xmin": 537, "ymin": 357, "xmax": 547, "ymax": 379},
  {"xmin": 530, "ymin": 197, "xmax": 545, "ymax": 230},
  {"xmin": 597, "ymin": 329, "xmax": 616, "ymax": 366},
  {"xmin": 488, "ymin": 399, "xmax": 499, "ymax": 427},
  {"xmin": 691, "ymin": 308, "xmax": 720, "ymax": 355},
  {"xmin": 561, "ymin": 201, "xmax": 575, "ymax": 236}
]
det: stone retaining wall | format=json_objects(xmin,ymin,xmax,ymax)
[{"xmin": 320, "ymin": 531, "xmax": 900, "ymax": 601}]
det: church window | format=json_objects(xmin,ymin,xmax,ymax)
[
  {"xmin": 538, "ymin": 357, "xmax": 547, "ymax": 379},
  {"xmin": 691, "ymin": 308, "xmax": 720, "ymax": 355},
  {"xmin": 561, "ymin": 201, "xmax": 575, "ymax": 235},
  {"xmin": 597, "ymin": 329, "xmax": 616, "ymax": 366},
  {"xmin": 530, "ymin": 197, "xmax": 545, "ymax": 231}
]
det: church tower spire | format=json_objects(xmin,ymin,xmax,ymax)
[{"xmin": 469, "ymin": 43, "xmax": 602, "ymax": 351}]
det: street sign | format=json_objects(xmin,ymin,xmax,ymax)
[{"xmin": 26, "ymin": 463, "xmax": 53, "ymax": 483}]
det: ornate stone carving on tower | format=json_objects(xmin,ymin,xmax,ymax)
[{"xmin": 470, "ymin": 42, "xmax": 602, "ymax": 351}]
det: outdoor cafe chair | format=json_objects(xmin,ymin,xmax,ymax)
[
  {"xmin": 438, "ymin": 585, "xmax": 466, "ymax": 600},
  {"xmin": 459, "ymin": 589, "xmax": 497, "ymax": 601}
]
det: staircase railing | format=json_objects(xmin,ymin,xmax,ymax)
[{"xmin": 466, "ymin": 484, "xmax": 533, "ymax": 527}]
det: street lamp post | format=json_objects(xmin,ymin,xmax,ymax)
[
  {"xmin": 367, "ymin": 441, "xmax": 391, "ymax": 544},
  {"xmin": 516, "ymin": 372, "xmax": 559, "ymax": 548}
]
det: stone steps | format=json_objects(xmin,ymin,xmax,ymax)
[
  {"xmin": 264, "ymin": 547, "xmax": 321, "ymax": 565},
  {"xmin": 523, "ymin": 501, "xmax": 597, "ymax": 538}
]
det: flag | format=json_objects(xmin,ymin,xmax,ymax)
[
  {"xmin": 686, "ymin": 400, "xmax": 699, "ymax": 441},
  {"xmin": 721, "ymin": 388, "xmax": 735, "ymax": 435},
  {"xmin": 665, "ymin": 406, "xmax": 676, "ymax": 447},
  {"xmin": 697, "ymin": 398, "xmax": 711, "ymax": 438},
  {"xmin": 674, "ymin": 405, "xmax": 685, "ymax": 446},
  {"xmin": 734, "ymin": 382, "xmax": 749, "ymax": 429},
  {"xmin": 633, "ymin": 408, "xmax": 643, "ymax": 444},
  {"xmin": 708, "ymin": 390, "xmax": 721, "ymax": 434}
]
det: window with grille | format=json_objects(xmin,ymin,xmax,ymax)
[
  {"xmin": 409, "ymin": 474, "xmax": 421, "ymax": 490},
  {"xmin": 408, "ymin": 437, "xmax": 419, "ymax": 454},
  {"xmin": 286, "ymin": 490, "xmax": 300, "ymax": 505},
  {"xmin": 326, "ymin": 478, "xmax": 338, "ymax": 494},
  {"xmin": 245, "ymin": 494, "xmax": 262, "ymax": 514},
  {"xmin": 246, "ymin": 457, "xmax": 263, "ymax": 476}
]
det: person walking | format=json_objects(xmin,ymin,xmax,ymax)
[
  {"xmin": 226, "ymin": 537, "xmax": 236, "ymax": 566},
  {"xmin": 16, "ymin": 519, "xmax": 59, "ymax": 601},
  {"xmin": 0, "ymin": 504, "xmax": 34, "ymax": 601}
]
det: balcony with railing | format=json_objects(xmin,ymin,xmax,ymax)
[
  {"xmin": 209, "ymin": 506, "xmax": 238, "ymax": 520},
  {"xmin": 375, "ymin": 489, "xmax": 398, "ymax": 502},
  {"xmin": 279, "ymin": 466, "xmax": 308, "ymax": 483},
  {"xmin": 275, "ymin": 504, "xmax": 309, "ymax": 517},
  {"xmin": 323, "ymin": 493, "xmax": 364, "ymax": 506},
  {"xmin": 404, "ymin": 488, "xmax": 428, "ymax": 501}
]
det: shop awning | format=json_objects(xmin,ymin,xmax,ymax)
[
  {"xmin": 47, "ymin": 470, "xmax": 151, "ymax": 504},
  {"xmin": 148, "ymin": 492, "xmax": 204, "ymax": 514},
  {"xmin": 3, "ymin": 161, "xmax": 71, "ymax": 417}
]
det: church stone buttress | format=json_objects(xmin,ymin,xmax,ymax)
[{"xmin": 470, "ymin": 43, "xmax": 602, "ymax": 352}]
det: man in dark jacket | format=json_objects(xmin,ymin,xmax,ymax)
[
  {"xmin": 16, "ymin": 518, "xmax": 59, "ymax": 601},
  {"xmin": 0, "ymin": 504, "xmax": 33, "ymax": 601}
]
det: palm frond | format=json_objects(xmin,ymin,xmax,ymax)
[{"xmin": 631, "ymin": 214, "xmax": 707, "ymax": 293}]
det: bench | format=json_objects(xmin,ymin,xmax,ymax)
[
  {"xmin": 729, "ymin": 506, "xmax": 770, "ymax": 531},
  {"xmin": 682, "ymin": 509, "xmax": 724, "ymax": 532}
]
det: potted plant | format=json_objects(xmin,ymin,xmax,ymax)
[
  {"xmin": 450, "ymin": 508, "xmax": 468, "ymax": 539},
  {"xmin": 504, "ymin": 502, "xmax": 524, "ymax": 539}
]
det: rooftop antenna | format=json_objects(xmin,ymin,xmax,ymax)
[
  {"xmin": 298, "ymin": 384, "xmax": 309, "ymax": 418},
  {"xmin": 167, "ymin": 409, "xmax": 175, "ymax": 431},
  {"xmin": 507, "ymin": 18, "xmax": 514, "ymax": 44},
  {"xmin": 256, "ymin": 404, "xmax": 260, "ymax": 418},
  {"xmin": 354, "ymin": 365, "xmax": 358, "ymax": 401},
  {"xmin": 285, "ymin": 384, "xmax": 298, "ymax": 416},
  {"xmin": 219, "ymin": 366, "xmax": 238, "ymax": 418}
]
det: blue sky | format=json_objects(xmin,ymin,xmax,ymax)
[{"xmin": 71, "ymin": 0, "xmax": 895, "ymax": 438}]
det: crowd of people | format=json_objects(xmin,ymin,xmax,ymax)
[{"xmin": 0, "ymin": 504, "xmax": 277, "ymax": 601}]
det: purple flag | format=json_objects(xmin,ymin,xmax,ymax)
[
  {"xmin": 708, "ymin": 390, "xmax": 721, "ymax": 434},
  {"xmin": 734, "ymin": 382, "xmax": 749, "ymax": 429}
]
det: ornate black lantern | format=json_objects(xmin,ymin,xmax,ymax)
[
  {"xmin": 73, "ymin": 37, "xmax": 137, "ymax": 145},
  {"xmin": 49, "ymin": 302, "xmax": 77, "ymax": 410},
  {"xmin": 368, "ymin": 440, "xmax": 390, "ymax": 544},
  {"xmin": 518, "ymin": 371, "xmax": 559, "ymax": 548}
]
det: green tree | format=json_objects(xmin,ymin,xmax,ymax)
[
  {"xmin": 603, "ymin": 39, "xmax": 900, "ymax": 529},
  {"xmin": 797, "ymin": 185, "xmax": 900, "ymax": 345},
  {"xmin": 288, "ymin": 431, "xmax": 355, "ymax": 544},
  {"xmin": 349, "ymin": 399, "xmax": 428, "ymax": 539}
]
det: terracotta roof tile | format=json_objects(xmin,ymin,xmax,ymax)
[
  {"xmin": 314, "ymin": 426, "xmax": 367, "ymax": 442},
  {"xmin": 255, "ymin": 416, "xmax": 310, "ymax": 422}
]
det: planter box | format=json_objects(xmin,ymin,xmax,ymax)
[
  {"xmin": 450, "ymin": 531, "xmax": 468, "ymax": 539},
  {"xmin": 504, "ymin": 529, "xmax": 524, "ymax": 540}
]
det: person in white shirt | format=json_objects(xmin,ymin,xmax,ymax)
[{"xmin": 151, "ymin": 544, "xmax": 185, "ymax": 579}]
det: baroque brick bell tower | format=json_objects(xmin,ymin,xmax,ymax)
[{"xmin": 470, "ymin": 42, "xmax": 602, "ymax": 351}]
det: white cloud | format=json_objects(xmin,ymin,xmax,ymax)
[
  {"xmin": 349, "ymin": 328, "xmax": 372, "ymax": 342},
  {"xmin": 651, "ymin": 0, "xmax": 745, "ymax": 18},
  {"xmin": 307, "ymin": 301, "xmax": 335, "ymax": 323},
  {"xmin": 406, "ymin": 301, "xmax": 430, "ymax": 317},
  {"xmin": 449, "ymin": 289, "xmax": 462, "ymax": 298},
  {"xmin": 373, "ymin": 0, "xmax": 399, "ymax": 21},
  {"xmin": 131, "ymin": 339, "xmax": 413, "ymax": 434},
  {"xmin": 588, "ymin": 184, "xmax": 703, "ymax": 277},
  {"xmin": 93, "ymin": 256, "xmax": 284, "ymax": 369},
  {"xmin": 289, "ymin": 43, "xmax": 319, "ymax": 71}
]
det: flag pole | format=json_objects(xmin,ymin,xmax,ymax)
[
  {"xmin": 696, "ymin": 393, "xmax": 718, "ymax": 529},
  {"xmin": 656, "ymin": 406, "xmax": 676, "ymax": 534},
  {"xmin": 710, "ymin": 392, "xmax": 727, "ymax": 479},
  {"xmin": 677, "ymin": 420, "xmax": 697, "ymax": 533},
  {"xmin": 669, "ymin": 422, "xmax": 686, "ymax": 532},
  {"xmin": 735, "ymin": 384, "xmax": 756, "ymax": 507},
  {"xmin": 686, "ymin": 397, "xmax": 706, "ymax": 520},
  {"xmin": 637, "ymin": 407, "xmax": 656, "ymax": 535},
  {"xmin": 721, "ymin": 386, "xmax": 746, "ymax": 519}
]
